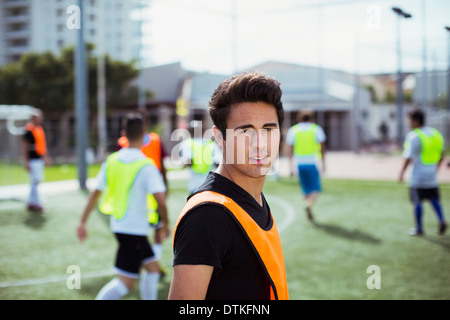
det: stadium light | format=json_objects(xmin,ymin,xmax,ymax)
[
  {"xmin": 392, "ymin": 7, "xmax": 412, "ymax": 147},
  {"xmin": 445, "ymin": 26, "xmax": 450, "ymax": 111},
  {"xmin": 75, "ymin": 0, "xmax": 88, "ymax": 190}
]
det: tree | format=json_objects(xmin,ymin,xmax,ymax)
[{"xmin": 0, "ymin": 45, "xmax": 144, "ymax": 113}]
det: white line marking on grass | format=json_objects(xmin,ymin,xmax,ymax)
[
  {"xmin": 1, "ymin": 196, "xmax": 296, "ymax": 289},
  {"xmin": 0, "ymin": 269, "xmax": 115, "ymax": 288},
  {"xmin": 266, "ymin": 195, "xmax": 296, "ymax": 232},
  {"xmin": 324, "ymin": 179, "xmax": 450, "ymax": 189}
]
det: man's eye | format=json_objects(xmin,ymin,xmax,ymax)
[{"xmin": 240, "ymin": 128, "xmax": 254, "ymax": 134}]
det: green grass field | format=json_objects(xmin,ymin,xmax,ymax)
[
  {"xmin": 0, "ymin": 162, "xmax": 102, "ymax": 186},
  {"xmin": 0, "ymin": 176, "xmax": 449, "ymax": 300}
]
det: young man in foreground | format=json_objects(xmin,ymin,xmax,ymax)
[{"xmin": 169, "ymin": 72, "xmax": 289, "ymax": 300}]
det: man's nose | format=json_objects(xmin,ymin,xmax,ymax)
[{"xmin": 250, "ymin": 130, "xmax": 268, "ymax": 149}]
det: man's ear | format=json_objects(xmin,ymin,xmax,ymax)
[{"xmin": 213, "ymin": 126, "xmax": 224, "ymax": 147}]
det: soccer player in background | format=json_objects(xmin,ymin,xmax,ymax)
[
  {"xmin": 286, "ymin": 111, "xmax": 326, "ymax": 221},
  {"xmin": 77, "ymin": 113, "xmax": 169, "ymax": 300},
  {"xmin": 399, "ymin": 109, "xmax": 447, "ymax": 236},
  {"xmin": 22, "ymin": 109, "xmax": 52, "ymax": 212}
]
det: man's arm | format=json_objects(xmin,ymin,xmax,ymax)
[
  {"xmin": 288, "ymin": 145, "xmax": 294, "ymax": 177},
  {"xmin": 77, "ymin": 189, "xmax": 102, "ymax": 243},
  {"xmin": 22, "ymin": 139, "xmax": 30, "ymax": 172},
  {"xmin": 398, "ymin": 158, "xmax": 411, "ymax": 183},
  {"xmin": 437, "ymin": 151, "xmax": 445, "ymax": 171},
  {"xmin": 42, "ymin": 129, "xmax": 52, "ymax": 167},
  {"xmin": 168, "ymin": 264, "xmax": 213, "ymax": 300},
  {"xmin": 320, "ymin": 142, "xmax": 327, "ymax": 173},
  {"xmin": 43, "ymin": 152, "xmax": 52, "ymax": 167},
  {"xmin": 153, "ymin": 192, "xmax": 170, "ymax": 240}
]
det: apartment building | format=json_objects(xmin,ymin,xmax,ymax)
[{"xmin": 0, "ymin": 0, "xmax": 143, "ymax": 65}]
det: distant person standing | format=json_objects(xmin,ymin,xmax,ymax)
[
  {"xmin": 22, "ymin": 109, "xmax": 52, "ymax": 212},
  {"xmin": 379, "ymin": 121, "xmax": 389, "ymax": 143},
  {"xmin": 286, "ymin": 111, "xmax": 326, "ymax": 221},
  {"xmin": 379, "ymin": 121, "xmax": 389, "ymax": 153},
  {"xmin": 399, "ymin": 109, "xmax": 446, "ymax": 236}
]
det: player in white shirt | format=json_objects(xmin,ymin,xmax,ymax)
[{"xmin": 77, "ymin": 113, "xmax": 169, "ymax": 299}]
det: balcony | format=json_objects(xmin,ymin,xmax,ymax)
[
  {"xmin": 3, "ymin": 0, "xmax": 30, "ymax": 9},
  {"xmin": 6, "ymin": 45, "xmax": 29, "ymax": 55},
  {"xmin": 4, "ymin": 15, "xmax": 29, "ymax": 24},
  {"xmin": 4, "ymin": 30, "xmax": 29, "ymax": 40}
]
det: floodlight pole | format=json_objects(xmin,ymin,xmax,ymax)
[
  {"xmin": 137, "ymin": 0, "xmax": 145, "ymax": 112},
  {"xmin": 97, "ymin": 3, "xmax": 107, "ymax": 162},
  {"xmin": 232, "ymin": 0, "xmax": 238, "ymax": 73},
  {"xmin": 75, "ymin": 0, "xmax": 88, "ymax": 190},
  {"xmin": 392, "ymin": 7, "xmax": 412, "ymax": 147},
  {"xmin": 445, "ymin": 26, "xmax": 450, "ymax": 111},
  {"xmin": 421, "ymin": 0, "xmax": 427, "ymax": 112}
]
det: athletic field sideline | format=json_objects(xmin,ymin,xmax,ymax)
[{"xmin": 0, "ymin": 175, "xmax": 449, "ymax": 300}]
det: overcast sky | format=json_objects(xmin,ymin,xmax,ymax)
[{"xmin": 139, "ymin": 0, "xmax": 450, "ymax": 75}]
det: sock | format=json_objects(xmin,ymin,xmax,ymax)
[
  {"xmin": 414, "ymin": 203, "xmax": 423, "ymax": 232},
  {"xmin": 29, "ymin": 182, "xmax": 40, "ymax": 206},
  {"xmin": 430, "ymin": 198, "xmax": 445, "ymax": 224},
  {"xmin": 139, "ymin": 271, "xmax": 160, "ymax": 300},
  {"xmin": 95, "ymin": 277, "xmax": 129, "ymax": 300},
  {"xmin": 152, "ymin": 244, "xmax": 162, "ymax": 261}
]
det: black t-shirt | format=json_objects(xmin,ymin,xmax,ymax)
[
  {"xmin": 173, "ymin": 172, "xmax": 272, "ymax": 300},
  {"xmin": 23, "ymin": 130, "xmax": 41, "ymax": 159}
]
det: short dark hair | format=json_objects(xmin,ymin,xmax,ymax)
[
  {"xmin": 125, "ymin": 113, "xmax": 145, "ymax": 142},
  {"xmin": 409, "ymin": 109, "xmax": 425, "ymax": 126},
  {"xmin": 297, "ymin": 110, "xmax": 313, "ymax": 123},
  {"xmin": 209, "ymin": 71, "xmax": 284, "ymax": 138}
]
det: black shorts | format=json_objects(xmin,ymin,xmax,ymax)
[
  {"xmin": 114, "ymin": 233, "xmax": 155, "ymax": 278},
  {"xmin": 409, "ymin": 187, "xmax": 440, "ymax": 205}
]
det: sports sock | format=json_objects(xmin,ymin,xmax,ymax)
[
  {"xmin": 430, "ymin": 198, "xmax": 445, "ymax": 223},
  {"xmin": 414, "ymin": 203, "xmax": 423, "ymax": 232},
  {"xmin": 152, "ymin": 243, "xmax": 162, "ymax": 261},
  {"xmin": 139, "ymin": 271, "xmax": 160, "ymax": 300},
  {"xmin": 95, "ymin": 277, "xmax": 129, "ymax": 300}
]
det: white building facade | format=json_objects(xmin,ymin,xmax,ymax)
[{"xmin": 0, "ymin": 0, "xmax": 142, "ymax": 65}]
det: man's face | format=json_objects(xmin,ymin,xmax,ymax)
[{"xmin": 220, "ymin": 101, "xmax": 280, "ymax": 178}]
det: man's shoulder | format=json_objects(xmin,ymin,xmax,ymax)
[
  {"xmin": 175, "ymin": 201, "xmax": 234, "ymax": 244},
  {"xmin": 406, "ymin": 130, "xmax": 419, "ymax": 140},
  {"xmin": 178, "ymin": 199, "xmax": 233, "ymax": 230},
  {"xmin": 184, "ymin": 200, "xmax": 230, "ymax": 218}
]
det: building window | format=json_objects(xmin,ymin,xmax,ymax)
[
  {"xmin": 361, "ymin": 110, "xmax": 369, "ymax": 119},
  {"xmin": 389, "ymin": 112, "xmax": 396, "ymax": 120}
]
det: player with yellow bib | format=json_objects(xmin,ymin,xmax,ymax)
[
  {"xmin": 286, "ymin": 111, "xmax": 326, "ymax": 221},
  {"xmin": 399, "ymin": 109, "xmax": 446, "ymax": 236},
  {"xmin": 77, "ymin": 113, "xmax": 169, "ymax": 300}
]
